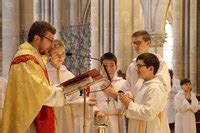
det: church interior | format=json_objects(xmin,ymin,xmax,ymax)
[
  {"xmin": 0, "ymin": 0, "xmax": 200, "ymax": 132},
  {"xmin": 1, "ymin": 0, "xmax": 200, "ymax": 94}
]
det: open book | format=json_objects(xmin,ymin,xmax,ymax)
[{"xmin": 60, "ymin": 69, "xmax": 102, "ymax": 96}]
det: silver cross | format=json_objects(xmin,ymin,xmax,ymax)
[{"xmin": 106, "ymin": 97, "xmax": 111, "ymax": 104}]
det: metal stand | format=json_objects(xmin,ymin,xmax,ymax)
[
  {"xmin": 79, "ymin": 87, "xmax": 87, "ymax": 133},
  {"xmin": 83, "ymin": 89, "xmax": 87, "ymax": 133},
  {"xmin": 96, "ymin": 125, "xmax": 106, "ymax": 133},
  {"xmin": 94, "ymin": 114, "xmax": 108, "ymax": 133}
]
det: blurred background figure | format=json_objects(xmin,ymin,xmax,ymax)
[
  {"xmin": 174, "ymin": 78, "xmax": 199, "ymax": 133},
  {"xmin": 117, "ymin": 70, "xmax": 126, "ymax": 79},
  {"xmin": 165, "ymin": 69, "xmax": 181, "ymax": 132}
]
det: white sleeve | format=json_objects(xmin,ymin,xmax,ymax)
[
  {"xmin": 155, "ymin": 54, "xmax": 171, "ymax": 94},
  {"xmin": 174, "ymin": 93, "xmax": 191, "ymax": 112},
  {"xmin": 125, "ymin": 62, "xmax": 139, "ymax": 96},
  {"xmin": 190, "ymin": 93, "xmax": 199, "ymax": 112},
  {"xmin": 66, "ymin": 91, "xmax": 82, "ymax": 101},
  {"xmin": 44, "ymin": 86, "xmax": 64, "ymax": 107},
  {"xmin": 125, "ymin": 64, "xmax": 132, "ymax": 91},
  {"xmin": 125, "ymin": 86, "xmax": 165, "ymax": 121}
]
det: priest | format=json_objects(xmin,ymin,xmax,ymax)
[{"xmin": 1, "ymin": 21, "xmax": 64, "ymax": 133}]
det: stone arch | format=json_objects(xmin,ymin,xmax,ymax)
[
  {"xmin": 140, "ymin": 0, "xmax": 172, "ymax": 33},
  {"xmin": 82, "ymin": 0, "xmax": 91, "ymax": 24},
  {"xmin": 140, "ymin": 0, "xmax": 172, "ymax": 55},
  {"xmin": 154, "ymin": 0, "xmax": 172, "ymax": 33}
]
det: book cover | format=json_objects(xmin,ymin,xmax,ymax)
[{"xmin": 60, "ymin": 69, "xmax": 102, "ymax": 87}]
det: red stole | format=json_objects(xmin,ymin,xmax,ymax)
[{"xmin": 11, "ymin": 54, "xmax": 55, "ymax": 133}]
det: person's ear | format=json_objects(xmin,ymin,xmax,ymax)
[
  {"xmin": 33, "ymin": 35, "xmax": 42, "ymax": 45},
  {"xmin": 34, "ymin": 35, "xmax": 41, "ymax": 41},
  {"xmin": 149, "ymin": 66, "xmax": 154, "ymax": 71},
  {"xmin": 32, "ymin": 35, "xmax": 41, "ymax": 46},
  {"xmin": 147, "ymin": 40, "xmax": 150, "ymax": 45}
]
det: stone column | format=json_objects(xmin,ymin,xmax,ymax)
[
  {"xmin": 115, "ymin": 0, "xmax": 133, "ymax": 71},
  {"xmin": 60, "ymin": 0, "xmax": 70, "ymax": 27},
  {"xmin": 44, "ymin": 0, "xmax": 50, "ymax": 22},
  {"xmin": 102, "ymin": 0, "xmax": 109, "ymax": 53},
  {"xmin": 189, "ymin": 0, "xmax": 197, "ymax": 93},
  {"xmin": 91, "ymin": 0, "xmax": 111, "ymax": 59},
  {"xmin": 34, "ymin": 0, "xmax": 41, "ymax": 21},
  {"xmin": 69, "ymin": 0, "xmax": 78, "ymax": 25},
  {"xmin": 149, "ymin": 33, "xmax": 166, "ymax": 56},
  {"xmin": 172, "ymin": 0, "xmax": 184, "ymax": 79},
  {"xmin": 54, "ymin": 0, "xmax": 61, "ymax": 39},
  {"xmin": 140, "ymin": 0, "xmax": 171, "ymax": 57},
  {"xmin": 90, "ymin": 0, "xmax": 100, "ymax": 69},
  {"xmin": 21, "ymin": 0, "xmax": 34, "ymax": 40},
  {"xmin": 114, "ymin": 0, "xmax": 123, "ymax": 70},
  {"xmin": 2, "ymin": 0, "xmax": 20, "ymax": 78},
  {"xmin": 197, "ymin": 1, "xmax": 200, "ymax": 94},
  {"xmin": 141, "ymin": 0, "xmax": 153, "ymax": 31},
  {"xmin": 131, "ymin": 0, "xmax": 144, "ymax": 58}
]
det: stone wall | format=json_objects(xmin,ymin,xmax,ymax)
[
  {"xmin": 0, "ymin": 0, "xmax": 2, "ymax": 75},
  {"xmin": 61, "ymin": 24, "xmax": 91, "ymax": 75},
  {"xmin": 197, "ymin": 1, "xmax": 200, "ymax": 94}
]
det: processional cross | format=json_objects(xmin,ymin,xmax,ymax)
[{"xmin": 106, "ymin": 97, "xmax": 111, "ymax": 104}]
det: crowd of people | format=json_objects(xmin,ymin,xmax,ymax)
[{"xmin": 0, "ymin": 21, "xmax": 199, "ymax": 133}]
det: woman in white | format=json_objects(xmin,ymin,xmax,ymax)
[
  {"xmin": 90, "ymin": 52, "xmax": 127, "ymax": 133},
  {"xmin": 174, "ymin": 78, "xmax": 199, "ymax": 133},
  {"xmin": 46, "ymin": 39, "xmax": 81, "ymax": 133}
]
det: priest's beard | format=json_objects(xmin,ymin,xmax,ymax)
[{"xmin": 39, "ymin": 49, "xmax": 50, "ymax": 56}]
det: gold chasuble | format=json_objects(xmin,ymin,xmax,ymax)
[{"xmin": 1, "ymin": 42, "xmax": 55, "ymax": 133}]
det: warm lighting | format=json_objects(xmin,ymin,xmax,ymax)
[{"xmin": 163, "ymin": 20, "xmax": 173, "ymax": 69}]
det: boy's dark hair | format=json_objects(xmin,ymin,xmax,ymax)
[
  {"xmin": 180, "ymin": 78, "xmax": 191, "ymax": 86},
  {"xmin": 136, "ymin": 53, "xmax": 160, "ymax": 74},
  {"xmin": 100, "ymin": 52, "xmax": 117, "ymax": 65},
  {"xmin": 168, "ymin": 69, "xmax": 174, "ymax": 87},
  {"xmin": 168, "ymin": 69, "xmax": 174, "ymax": 79},
  {"xmin": 131, "ymin": 30, "xmax": 151, "ymax": 43},
  {"xmin": 28, "ymin": 21, "xmax": 56, "ymax": 43}
]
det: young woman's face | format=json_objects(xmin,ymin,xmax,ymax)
[
  {"xmin": 100, "ymin": 59, "xmax": 117, "ymax": 79},
  {"xmin": 50, "ymin": 46, "xmax": 65, "ymax": 68},
  {"xmin": 181, "ymin": 83, "xmax": 191, "ymax": 92}
]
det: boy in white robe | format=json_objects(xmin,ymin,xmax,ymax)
[
  {"xmin": 125, "ymin": 30, "xmax": 170, "ymax": 97},
  {"xmin": 174, "ymin": 78, "xmax": 199, "ymax": 133},
  {"xmin": 119, "ymin": 53, "xmax": 169, "ymax": 133},
  {"xmin": 90, "ymin": 52, "xmax": 127, "ymax": 133}
]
